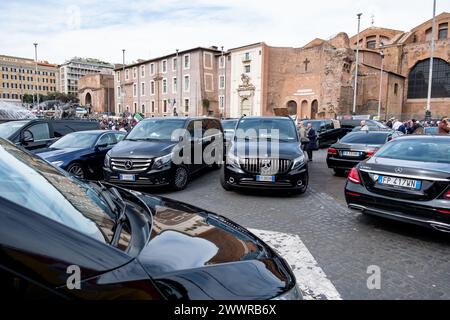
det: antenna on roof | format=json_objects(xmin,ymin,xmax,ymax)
[{"xmin": 371, "ymin": 14, "xmax": 375, "ymax": 26}]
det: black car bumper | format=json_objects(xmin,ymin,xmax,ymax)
[
  {"xmin": 327, "ymin": 157, "xmax": 361, "ymax": 171},
  {"xmin": 103, "ymin": 167, "xmax": 171, "ymax": 187},
  {"xmin": 224, "ymin": 165, "xmax": 308, "ymax": 190},
  {"xmin": 345, "ymin": 182, "xmax": 450, "ymax": 232}
]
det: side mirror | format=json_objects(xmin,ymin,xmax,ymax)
[{"xmin": 22, "ymin": 130, "xmax": 34, "ymax": 144}]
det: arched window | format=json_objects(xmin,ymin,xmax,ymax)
[
  {"xmin": 407, "ymin": 58, "xmax": 450, "ymax": 99},
  {"xmin": 287, "ymin": 100, "xmax": 297, "ymax": 116}
]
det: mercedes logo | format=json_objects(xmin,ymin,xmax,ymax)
[
  {"xmin": 395, "ymin": 167, "xmax": 403, "ymax": 174},
  {"xmin": 124, "ymin": 160, "xmax": 134, "ymax": 170}
]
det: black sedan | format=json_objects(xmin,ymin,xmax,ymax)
[
  {"xmin": 0, "ymin": 138, "xmax": 301, "ymax": 300},
  {"xmin": 327, "ymin": 131, "xmax": 403, "ymax": 176},
  {"xmin": 345, "ymin": 136, "xmax": 450, "ymax": 233},
  {"xmin": 37, "ymin": 130, "xmax": 126, "ymax": 180}
]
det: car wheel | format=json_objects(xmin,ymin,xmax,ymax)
[
  {"xmin": 334, "ymin": 169, "xmax": 346, "ymax": 177},
  {"xmin": 171, "ymin": 166, "xmax": 189, "ymax": 191},
  {"xmin": 67, "ymin": 162, "xmax": 86, "ymax": 180},
  {"xmin": 220, "ymin": 167, "xmax": 233, "ymax": 191}
]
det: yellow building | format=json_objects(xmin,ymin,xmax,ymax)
[{"xmin": 0, "ymin": 54, "xmax": 59, "ymax": 102}]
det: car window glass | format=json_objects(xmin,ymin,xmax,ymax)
[
  {"xmin": 97, "ymin": 133, "xmax": 117, "ymax": 147},
  {"xmin": 115, "ymin": 133, "xmax": 126, "ymax": 142},
  {"xmin": 376, "ymin": 139, "xmax": 450, "ymax": 164},
  {"xmin": 340, "ymin": 133, "xmax": 388, "ymax": 144},
  {"xmin": 27, "ymin": 123, "xmax": 50, "ymax": 140},
  {"xmin": 203, "ymin": 119, "xmax": 221, "ymax": 137}
]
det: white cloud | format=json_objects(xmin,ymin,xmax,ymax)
[{"xmin": 0, "ymin": 0, "xmax": 449, "ymax": 64}]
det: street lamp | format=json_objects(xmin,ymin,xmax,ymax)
[
  {"xmin": 377, "ymin": 44, "xmax": 385, "ymax": 119},
  {"xmin": 426, "ymin": 0, "xmax": 437, "ymax": 121},
  {"xmin": 33, "ymin": 43, "xmax": 40, "ymax": 109},
  {"xmin": 122, "ymin": 49, "xmax": 125, "ymax": 116},
  {"xmin": 352, "ymin": 13, "xmax": 363, "ymax": 115},
  {"xmin": 176, "ymin": 49, "xmax": 179, "ymax": 116}
]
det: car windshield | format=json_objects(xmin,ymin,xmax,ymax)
[
  {"xmin": 51, "ymin": 132, "xmax": 99, "ymax": 149},
  {"xmin": 341, "ymin": 132, "xmax": 388, "ymax": 145},
  {"xmin": 0, "ymin": 138, "xmax": 116, "ymax": 243},
  {"xmin": 222, "ymin": 120, "xmax": 238, "ymax": 131},
  {"xmin": 0, "ymin": 120, "xmax": 30, "ymax": 139},
  {"xmin": 375, "ymin": 138, "xmax": 450, "ymax": 164},
  {"xmin": 236, "ymin": 118, "xmax": 298, "ymax": 142},
  {"xmin": 126, "ymin": 119, "xmax": 186, "ymax": 141}
]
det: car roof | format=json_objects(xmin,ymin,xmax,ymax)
[
  {"xmin": 66, "ymin": 130, "xmax": 122, "ymax": 135},
  {"xmin": 395, "ymin": 134, "xmax": 450, "ymax": 140},
  {"xmin": 143, "ymin": 116, "xmax": 218, "ymax": 121}
]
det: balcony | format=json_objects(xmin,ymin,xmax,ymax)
[{"xmin": 242, "ymin": 55, "xmax": 252, "ymax": 63}]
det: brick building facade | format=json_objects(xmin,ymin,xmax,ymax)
[{"xmin": 78, "ymin": 74, "xmax": 115, "ymax": 114}]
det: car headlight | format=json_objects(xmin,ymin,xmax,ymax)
[
  {"xmin": 272, "ymin": 285, "xmax": 303, "ymax": 300},
  {"xmin": 51, "ymin": 161, "xmax": 64, "ymax": 167},
  {"xmin": 226, "ymin": 153, "xmax": 242, "ymax": 169},
  {"xmin": 153, "ymin": 153, "xmax": 172, "ymax": 170},
  {"xmin": 104, "ymin": 153, "xmax": 111, "ymax": 168},
  {"xmin": 292, "ymin": 154, "xmax": 305, "ymax": 170}
]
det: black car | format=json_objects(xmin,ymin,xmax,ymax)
[
  {"xmin": 301, "ymin": 119, "xmax": 350, "ymax": 147},
  {"xmin": 221, "ymin": 116, "xmax": 308, "ymax": 194},
  {"xmin": 327, "ymin": 131, "xmax": 403, "ymax": 176},
  {"xmin": 0, "ymin": 138, "xmax": 301, "ymax": 300},
  {"xmin": 0, "ymin": 119, "xmax": 100, "ymax": 152},
  {"xmin": 37, "ymin": 130, "xmax": 126, "ymax": 179},
  {"xmin": 222, "ymin": 118, "xmax": 239, "ymax": 142},
  {"xmin": 345, "ymin": 136, "xmax": 450, "ymax": 233},
  {"xmin": 104, "ymin": 117, "xmax": 224, "ymax": 191}
]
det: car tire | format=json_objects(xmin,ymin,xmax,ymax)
[
  {"xmin": 334, "ymin": 169, "xmax": 347, "ymax": 177},
  {"xmin": 220, "ymin": 167, "xmax": 233, "ymax": 191},
  {"xmin": 67, "ymin": 162, "xmax": 86, "ymax": 180},
  {"xmin": 171, "ymin": 166, "xmax": 189, "ymax": 191}
]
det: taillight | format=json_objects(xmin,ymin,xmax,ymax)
[
  {"xmin": 328, "ymin": 147, "xmax": 337, "ymax": 155},
  {"xmin": 437, "ymin": 209, "xmax": 450, "ymax": 215},
  {"xmin": 348, "ymin": 167, "xmax": 361, "ymax": 184},
  {"xmin": 444, "ymin": 190, "xmax": 450, "ymax": 200},
  {"xmin": 366, "ymin": 148, "xmax": 379, "ymax": 158}
]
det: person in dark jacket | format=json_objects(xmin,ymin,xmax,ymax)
[
  {"xmin": 398, "ymin": 122, "xmax": 407, "ymax": 134},
  {"xmin": 306, "ymin": 123, "xmax": 317, "ymax": 162}
]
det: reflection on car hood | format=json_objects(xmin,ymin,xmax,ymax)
[
  {"xmin": 110, "ymin": 140, "xmax": 178, "ymax": 158},
  {"xmin": 136, "ymin": 194, "xmax": 294, "ymax": 299},
  {"xmin": 37, "ymin": 148, "xmax": 88, "ymax": 161}
]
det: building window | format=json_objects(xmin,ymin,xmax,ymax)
[
  {"xmin": 219, "ymin": 95, "xmax": 224, "ymax": 110},
  {"xmin": 162, "ymin": 60, "xmax": 167, "ymax": 73},
  {"xmin": 219, "ymin": 56, "xmax": 225, "ymax": 69},
  {"xmin": 118, "ymin": 103, "xmax": 122, "ymax": 113},
  {"xmin": 117, "ymin": 86, "xmax": 121, "ymax": 98},
  {"xmin": 425, "ymin": 28, "xmax": 433, "ymax": 42},
  {"xmin": 184, "ymin": 75, "xmax": 190, "ymax": 92},
  {"xmin": 407, "ymin": 58, "xmax": 450, "ymax": 99},
  {"xmin": 219, "ymin": 75, "xmax": 225, "ymax": 89},
  {"xmin": 141, "ymin": 82, "xmax": 145, "ymax": 96},
  {"xmin": 173, "ymin": 77, "xmax": 177, "ymax": 93},
  {"xmin": 244, "ymin": 52, "xmax": 250, "ymax": 61},
  {"xmin": 133, "ymin": 67, "xmax": 137, "ymax": 79},
  {"xmin": 173, "ymin": 57, "xmax": 177, "ymax": 71},
  {"xmin": 141, "ymin": 65, "xmax": 145, "ymax": 77},
  {"xmin": 163, "ymin": 99, "xmax": 168, "ymax": 113},
  {"xmin": 134, "ymin": 102, "xmax": 137, "ymax": 113},
  {"xmin": 116, "ymin": 71, "xmax": 120, "ymax": 82},
  {"xmin": 151, "ymin": 101, "xmax": 155, "ymax": 113},
  {"xmin": 394, "ymin": 83, "xmax": 399, "ymax": 96},
  {"xmin": 244, "ymin": 65, "xmax": 251, "ymax": 73},
  {"xmin": 366, "ymin": 36, "xmax": 377, "ymax": 49},
  {"xmin": 133, "ymin": 83, "xmax": 137, "ymax": 97},
  {"xmin": 150, "ymin": 81, "xmax": 155, "ymax": 95},
  {"xmin": 150, "ymin": 63, "xmax": 155, "ymax": 75},
  {"xmin": 141, "ymin": 104, "xmax": 145, "ymax": 114},
  {"xmin": 438, "ymin": 23, "xmax": 448, "ymax": 40},
  {"xmin": 184, "ymin": 54, "xmax": 190, "ymax": 69},
  {"xmin": 184, "ymin": 99, "xmax": 189, "ymax": 113},
  {"xmin": 162, "ymin": 79, "xmax": 168, "ymax": 94},
  {"xmin": 125, "ymin": 69, "xmax": 129, "ymax": 80}
]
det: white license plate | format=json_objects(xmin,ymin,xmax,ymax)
[
  {"xmin": 119, "ymin": 174, "xmax": 136, "ymax": 182},
  {"xmin": 342, "ymin": 151, "xmax": 361, "ymax": 157},
  {"xmin": 256, "ymin": 176, "xmax": 275, "ymax": 182},
  {"xmin": 378, "ymin": 176, "xmax": 422, "ymax": 190}
]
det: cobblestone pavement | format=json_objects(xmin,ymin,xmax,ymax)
[{"xmin": 155, "ymin": 149, "xmax": 450, "ymax": 300}]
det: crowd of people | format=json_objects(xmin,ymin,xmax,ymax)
[
  {"xmin": 380, "ymin": 116, "xmax": 450, "ymax": 135},
  {"xmin": 99, "ymin": 117, "xmax": 137, "ymax": 132}
]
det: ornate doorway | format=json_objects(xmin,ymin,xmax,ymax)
[
  {"xmin": 85, "ymin": 92, "xmax": 92, "ymax": 106},
  {"xmin": 241, "ymin": 98, "xmax": 251, "ymax": 116}
]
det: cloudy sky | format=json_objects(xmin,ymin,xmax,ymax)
[{"xmin": 1, "ymin": 0, "xmax": 449, "ymax": 64}]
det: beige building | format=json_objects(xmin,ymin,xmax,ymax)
[
  {"xmin": 114, "ymin": 47, "xmax": 225, "ymax": 118},
  {"xmin": 0, "ymin": 54, "xmax": 59, "ymax": 102},
  {"xmin": 78, "ymin": 74, "xmax": 115, "ymax": 114}
]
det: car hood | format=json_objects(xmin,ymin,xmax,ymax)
[
  {"xmin": 231, "ymin": 141, "xmax": 302, "ymax": 160},
  {"xmin": 110, "ymin": 140, "xmax": 177, "ymax": 158},
  {"xmin": 361, "ymin": 156, "xmax": 450, "ymax": 179},
  {"xmin": 134, "ymin": 194, "xmax": 295, "ymax": 299},
  {"xmin": 36, "ymin": 148, "xmax": 89, "ymax": 162}
]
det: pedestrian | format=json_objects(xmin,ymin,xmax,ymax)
[
  {"xmin": 407, "ymin": 119, "xmax": 421, "ymax": 134},
  {"xmin": 360, "ymin": 120, "xmax": 369, "ymax": 131},
  {"xmin": 298, "ymin": 121, "xmax": 307, "ymax": 150},
  {"xmin": 398, "ymin": 121, "xmax": 408, "ymax": 134},
  {"xmin": 392, "ymin": 118, "xmax": 402, "ymax": 131},
  {"xmin": 438, "ymin": 117, "xmax": 450, "ymax": 135},
  {"xmin": 305, "ymin": 123, "xmax": 317, "ymax": 162}
]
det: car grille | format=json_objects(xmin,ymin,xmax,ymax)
[
  {"xmin": 242, "ymin": 158, "xmax": 292, "ymax": 175},
  {"xmin": 111, "ymin": 158, "xmax": 153, "ymax": 173}
]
